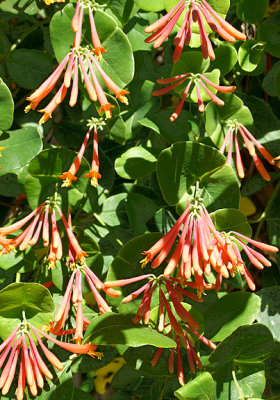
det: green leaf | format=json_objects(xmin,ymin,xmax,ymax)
[
  {"xmin": 210, "ymin": 44, "xmax": 238, "ymax": 76},
  {"xmin": 135, "ymin": 0, "xmax": 164, "ymax": 12},
  {"xmin": 83, "ymin": 313, "xmax": 176, "ymax": 348},
  {"xmin": 0, "ymin": 248, "xmax": 37, "ymax": 273},
  {"xmin": 174, "ymin": 372, "xmax": 215, "ymax": 400},
  {"xmin": 124, "ymin": 11, "xmax": 157, "ymax": 51},
  {"xmin": 0, "ymin": 78, "xmax": 14, "ymax": 132},
  {"xmin": 157, "ymin": 141, "xmax": 240, "ymax": 212},
  {"xmin": 71, "ymin": 346, "xmax": 119, "ymax": 373},
  {"xmin": 50, "ymin": 5, "xmax": 134, "ymax": 88},
  {"xmin": 115, "ymin": 147, "xmax": 157, "ymax": 179},
  {"xmin": 24, "ymin": 147, "xmax": 90, "ymax": 209},
  {"xmin": 238, "ymin": 41, "xmax": 265, "ymax": 72},
  {"xmin": 204, "ymin": 292, "xmax": 261, "ymax": 341},
  {"xmin": 6, "ymin": 49, "xmax": 53, "ymax": 90},
  {"xmin": 262, "ymin": 60, "xmax": 280, "ymax": 97},
  {"xmin": 206, "ymin": 324, "xmax": 273, "ymax": 400},
  {"xmin": 236, "ymin": 0, "xmax": 269, "ymax": 23},
  {"xmin": 257, "ymin": 286, "xmax": 280, "ymax": 342},
  {"xmin": 210, "ymin": 208, "xmax": 252, "ymax": 237},
  {"xmin": 0, "ymin": 126, "xmax": 42, "ymax": 176},
  {"xmin": 0, "ymin": 283, "xmax": 54, "ymax": 340},
  {"xmin": 258, "ymin": 23, "xmax": 280, "ymax": 58},
  {"xmin": 125, "ymin": 193, "xmax": 159, "ymax": 234}
]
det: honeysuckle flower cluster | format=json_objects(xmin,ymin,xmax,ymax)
[
  {"xmin": 153, "ymin": 73, "xmax": 236, "ymax": 121},
  {"xmin": 0, "ymin": 200, "xmax": 88, "ymax": 269},
  {"xmin": 151, "ymin": 325, "xmax": 216, "ymax": 385},
  {"xmin": 105, "ymin": 272, "xmax": 216, "ymax": 385},
  {"xmin": 220, "ymin": 121, "xmax": 277, "ymax": 181},
  {"xmin": 144, "ymin": 0, "xmax": 246, "ymax": 62},
  {"xmin": 25, "ymin": 1, "xmax": 129, "ymax": 123},
  {"xmin": 105, "ymin": 274, "xmax": 203, "ymax": 330},
  {"xmin": 0, "ymin": 317, "xmax": 101, "ymax": 400},
  {"xmin": 140, "ymin": 196, "xmax": 278, "ymax": 293},
  {"xmin": 48, "ymin": 263, "xmax": 121, "ymax": 343},
  {"xmin": 60, "ymin": 118, "xmax": 105, "ymax": 188}
]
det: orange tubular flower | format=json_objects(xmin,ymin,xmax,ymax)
[
  {"xmin": 60, "ymin": 129, "xmax": 91, "ymax": 187},
  {"xmin": 145, "ymin": 0, "xmax": 246, "ymax": 62},
  {"xmin": 84, "ymin": 126, "xmax": 101, "ymax": 187},
  {"xmin": 220, "ymin": 122, "xmax": 276, "ymax": 181},
  {"xmin": 151, "ymin": 324, "xmax": 216, "ymax": 385},
  {"xmin": 49, "ymin": 265, "xmax": 121, "ymax": 341},
  {"xmin": 0, "ymin": 319, "xmax": 101, "ymax": 399},
  {"xmin": 139, "ymin": 196, "xmax": 278, "ymax": 293},
  {"xmin": 105, "ymin": 274, "xmax": 203, "ymax": 331},
  {"xmin": 153, "ymin": 73, "xmax": 236, "ymax": 121}
]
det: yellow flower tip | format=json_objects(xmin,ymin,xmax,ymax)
[
  {"xmin": 59, "ymin": 171, "xmax": 78, "ymax": 187},
  {"xmin": 0, "ymin": 147, "xmax": 4, "ymax": 157},
  {"xmin": 24, "ymin": 104, "xmax": 32, "ymax": 113},
  {"xmin": 98, "ymin": 104, "xmax": 115, "ymax": 120},
  {"xmin": 75, "ymin": 337, "xmax": 82, "ymax": 345},
  {"xmin": 48, "ymin": 259, "xmax": 56, "ymax": 269},
  {"xmin": 116, "ymin": 90, "xmax": 130, "ymax": 105},
  {"xmin": 84, "ymin": 170, "xmax": 101, "ymax": 187},
  {"xmin": 92, "ymin": 47, "xmax": 107, "ymax": 61},
  {"xmin": 78, "ymin": 254, "xmax": 88, "ymax": 265},
  {"xmin": 40, "ymin": 324, "xmax": 51, "ymax": 332},
  {"xmin": 237, "ymin": 264, "xmax": 244, "ymax": 274},
  {"xmin": 140, "ymin": 256, "xmax": 149, "ymax": 269},
  {"xmin": 197, "ymin": 287, "xmax": 204, "ymax": 299},
  {"xmin": 39, "ymin": 112, "xmax": 50, "ymax": 125}
]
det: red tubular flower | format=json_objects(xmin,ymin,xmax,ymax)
[
  {"xmin": 145, "ymin": 0, "xmax": 246, "ymax": 62},
  {"xmin": 25, "ymin": 6, "xmax": 128, "ymax": 123},
  {"xmin": 140, "ymin": 197, "xmax": 278, "ymax": 292},
  {"xmin": 60, "ymin": 129, "xmax": 91, "ymax": 187},
  {"xmin": 49, "ymin": 265, "xmax": 121, "ymax": 341},
  {"xmin": 0, "ymin": 319, "xmax": 101, "ymax": 399},
  {"xmin": 153, "ymin": 73, "xmax": 235, "ymax": 121},
  {"xmin": 151, "ymin": 325, "xmax": 216, "ymax": 386},
  {"xmin": 105, "ymin": 273, "xmax": 202, "ymax": 332},
  {"xmin": 220, "ymin": 122, "xmax": 276, "ymax": 180},
  {"xmin": 84, "ymin": 126, "xmax": 101, "ymax": 187}
]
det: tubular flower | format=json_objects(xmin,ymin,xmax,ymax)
[
  {"xmin": 84, "ymin": 125, "xmax": 101, "ymax": 187},
  {"xmin": 60, "ymin": 129, "xmax": 91, "ymax": 187},
  {"xmin": 151, "ymin": 325, "xmax": 216, "ymax": 386},
  {"xmin": 0, "ymin": 201, "xmax": 88, "ymax": 269},
  {"xmin": 60, "ymin": 118, "xmax": 104, "ymax": 188},
  {"xmin": 153, "ymin": 73, "xmax": 235, "ymax": 121},
  {"xmin": 220, "ymin": 122, "xmax": 276, "ymax": 181},
  {"xmin": 140, "ymin": 196, "xmax": 278, "ymax": 293},
  {"xmin": 105, "ymin": 274, "xmax": 203, "ymax": 332},
  {"xmin": 0, "ymin": 321, "xmax": 101, "ymax": 399},
  {"xmin": 48, "ymin": 265, "xmax": 121, "ymax": 342},
  {"xmin": 145, "ymin": 0, "xmax": 246, "ymax": 62},
  {"xmin": 25, "ymin": 4, "xmax": 129, "ymax": 123}
]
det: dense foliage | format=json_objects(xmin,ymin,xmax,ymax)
[{"xmin": 0, "ymin": 0, "xmax": 280, "ymax": 399}]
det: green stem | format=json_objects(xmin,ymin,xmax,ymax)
[
  {"xmin": 0, "ymin": 19, "xmax": 48, "ymax": 63},
  {"xmin": 254, "ymin": 179, "xmax": 280, "ymax": 239},
  {"xmin": 232, "ymin": 371, "xmax": 244, "ymax": 400},
  {"xmin": 158, "ymin": 377, "xmax": 168, "ymax": 400},
  {"xmin": 15, "ymin": 273, "xmax": 21, "ymax": 283},
  {"xmin": 93, "ymin": 213, "xmax": 124, "ymax": 247}
]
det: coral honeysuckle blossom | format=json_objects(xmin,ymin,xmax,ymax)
[
  {"xmin": 153, "ymin": 73, "xmax": 236, "ymax": 122},
  {"xmin": 48, "ymin": 262, "xmax": 121, "ymax": 343},
  {"xmin": 151, "ymin": 325, "xmax": 216, "ymax": 386},
  {"xmin": 0, "ymin": 201, "xmax": 88, "ymax": 269},
  {"xmin": 25, "ymin": 1, "xmax": 129, "ymax": 123},
  {"xmin": 105, "ymin": 274, "xmax": 205, "ymax": 332},
  {"xmin": 220, "ymin": 122, "xmax": 277, "ymax": 181},
  {"xmin": 140, "ymin": 196, "xmax": 279, "ymax": 293},
  {"xmin": 144, "ymin": 0, "xmax": 246, "ymax": 62},
  {"xmin": 60, "ymin": 118, "xmax": 105, "ymax": 188},
  {"xmin": 0, "ymin": 318, "xmax": 101, "ymax": 400}
]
